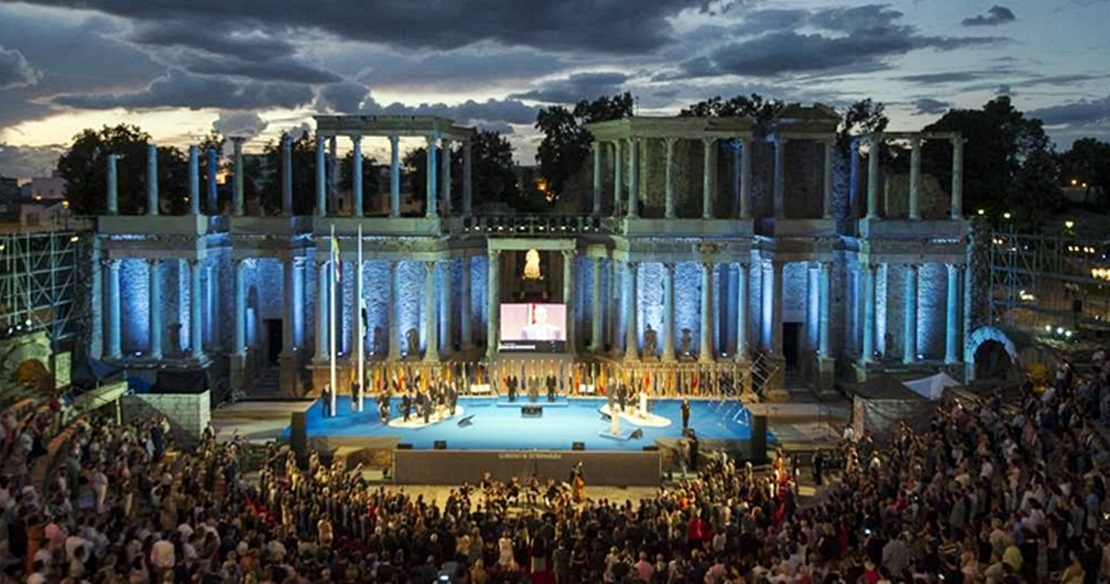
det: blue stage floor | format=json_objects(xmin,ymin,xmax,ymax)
[{"xmin": 288, "ymin": 397, "xmax": 757, "ymax": 452}]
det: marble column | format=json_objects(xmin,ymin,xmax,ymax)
[
  {"xmin": 951, "ymin": 138, "xmax": 964, "ymax": 219},
  {"xmin": 946, "ymin": 263, "xmax": 962, "ymax": 364},
  {"xmin": 206, "ymin": 147, "xmax": 218, "ymax": 214},
  {"xmin": 818, "ymin": 262, "xmax": 832, "ymax": 359},
  {"xmin": 564, "ymin": 250, "xmax": 577, "ymax": 354},
  {"xmin": 147, "ymin": 144, "xmax": 159, "ymax": 216},
  {"xmin": 314, "ymin": 259, "xmax": 329, "ymax": 361},
  {"xmin": 293, "ymin": 258, "xmax": 305, "ymax": 349},
  {"xmin": 315, "ymin": 135, "xmax": 327, "ymax": 216},
  {"xmin": 460, "ymin": 255, "xmax": 473, "ymax": 350},
  {"xmin": 699, "ymin": 262, "xmax": 713, "ymax": 362},
  {"xmin": 740, "ymin": 137, "xmax": 752, "ymax": 219},
  {"xmin": 106, "ymin": 154, "xmax": 119, "ymax": 215},
  {"xmin": 612, "ymin": 141, "xmax": 622, "ymax": 213},
  {"xmin": 206, "ymin": 265, "xmax": 217, "ymax": 349},
  {"xmin": 486, "ymin": 250, "xmax": 500, "ymax": 359},
  {"xmin": 188, "ymin": 146, "xmax": 200, "ymax": 215},
  {"xmin": 89, "ymin": 241, "xmax": 104, "ymax": 360},
  {"xmin": 849, "ymin": 139, "xmax": 860, "ymax": 215},
  {"xmin": 441, "ymin": 139, "xmax": 453, "ymax": 217},
  {"xmin": 664, "ymin": 138, "xmax": 677, "ymax": 219},
  {"xmin": 662, "ymin": 262, "xmax": 676, "ymax": 362},
  {"xmin": 909, "ymin": 137, "xmax": 922, "ymax": 220},
  {"xmin": 424, "ymin": 260, "xmax": 437, "ymax": 361},
  {"xmin": 735, "ymin": 262, "xmax": 748, "ymax": 359},
  {"xmin": 282, "ymin": 134, "xmax": 294, "ymax": 216},
  {"xmin": 190, "ymin": 259, "xmax": 204, "ymax": 359},
  {"xmin": 610, "ymin": 259, "xmax": 622, "ymax": 353},
  {"xmin": 388, "ymin": 262, "xmax": 401, "ymax": 361},
  {"xmin": 107, "ymin": 259, "xmax": 122, "ymax": 359},
  {"xmin": 351, "ymin": 134, "xmax": 363, "ymax": 217},
  {"xmin": 866, "ymin": 134, "xmax": 881, "ymax": 219},
  {"xmin": 592, "ymin": 141, "xmax": 602, "ymax": 216},
  {"xmin": 731, "ymin": 140, "xmax": 741, "ymax": 218},
  {"xmin": 903, "ymin": 264, "xmax": 918, "ymax": 364},
  {"xmin": 822, "ymin": 138, "xmax": 835, "ymax": 219},
  {"xmin": 425, "ymin": 136, "xmax": 438, "ymax": 218},
  {"xmin": 770, "ymin": 262, "xmax": 784, "ymax": 358},
  {"xmin": 148, "ymin": 259, "xmax": 162, "ymax": 359},
  {"xmin": 389, "ymin": 135, "xmax": 401, "ymax": 218},
  {"xmin": 628, "ymin": 138, "xmax": 639, "ymax": 218},
  {"xmin": 773, "ymin": 137, "xmax": 787, "ymax": 219},
  {"xmin": 590, "ymin": 256, "xmax": 603, "ymax": 352},
  {"xmin": 234, "ymin": 259, "xmax": 246, "ymax": 355},
  {"xmin": 439, "ymin": 259, "xmax": 452, "ymax": 356},
  {"xmin": 327, "ymin": 136, "xmax": 337, "ymax": 212},
  {"xmin": 625, "ymin": 261, "xmax": 638, "ymax": 360},
  {"xmin": 702, "ymin": 138, "xmax": 716, "ymax": 219},
  {"xmin": 232, "ymin": 138, "xmax": 245, "ymax": 217},
  {"xmin": 861, "ymin": 264, "xmax": 876, "ymax": 364},
  {"xmin": 462, "ymin": 140, "xmax": 473, "ymax": 217},
  {"xmin": 281, "ymin": 257, "xmax": 296, "ymax": 361}
]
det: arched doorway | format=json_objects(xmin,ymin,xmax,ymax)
[{"xmin": 974, "ymin": 340, "xmax": 1012, "ymax": 381}]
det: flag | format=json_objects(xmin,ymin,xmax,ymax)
[{"xmin": 330, "ymin": 226, "xmax": 341, "ymax": 283}]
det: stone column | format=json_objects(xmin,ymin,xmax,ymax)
[
  {"xmin": 946, "ymin": 263, "xmax": 961, "ymax": 364},
  {"xmin": 293, "ymin": 258, "xmax": 305, "ymax": 349},
  {"xmin": 106, "ymin": 154, "xmax": 119, "ymax": 215},
  {"xmin": 232, "ymin": 137, "xmax": 245, "ymax": 217},
  {"xmin": 234, "ymin": 259, "xmax": 246, "ymax": 355},
  {"xmin": 909, "ymin": 137, "xmax": 922, "ymax": 220},
  {"xmin": 460, "ymin": 255, "xmax": 472, "ymax": 350},
  {"xmin": 903, "ymin": 264, "xmax": 918, "ymax": 364},
  {"xmin": 206, "ymin": 147, "xmax": 218, "ymax": 214},
  {"xmin": 731, "ymin": 140, "xmax": 741, "ymax": 218},
  {"xmin": 89, "ymin": 242, "xmax": 104, "ymax": 360},
  {"xmin": 486, "ymin": 250, "xmax": 500, "ymax": 359},
  {"xmin": 439, "ymin": 259, "xmax": 452, "ymax": 356},
  {"xmin": 280, "ymin": 257, "xmax": 296, "ymax": 367},
  {"xmin": 327, "ymin": 136, "xmax": 337, "ymax": 212},
  {"xmin": 699, "ymin": 262, "xmax": 713, "ymax": 362},
  {"xmin": 610, "ymin": 259, "xmax": 621, "ymax": 353},
  {"xmin": 773, "ymin": 137, "xmax": 787, "ymax": 219},
  {"xmin": 951, "ymin": 138, "xmax": 964, "ymax": 219},
  {"xmin": 664, "ymin": 138, "xmax": 677, "ymax": 219},
  {"xmin": 628, "ymin": 138, "xmax": 640, "ymax": 218},
  {"xmin": 389, "ymin": 135, "xmax": 401, "ymax": 218},
  {"xmin": 866, "ymin": 134, "xmax": 881, "ymax": 219},
  {"xmin": 740, "ymin": 137, "xmax": 752, "ymax": 219},
  {"xmin": 612, "ymin": 141, "xmax": 622, "ymax": 213},
  {"xmin": 823, "ymin": 138, "xmax": 835, "ymax": 219},
  {"xmin": 106, "ymin": 259, "xmax": 122, "ymax": 359},
  {"xmin": 147, "ymin": 144, "xmax": 159, "ymax": 216},
  {"xmin": 314, "ymin": 260, "xmax": 329, "ymax": 362},
  {"xmin": 564, "ymin": 250, "xmax": 577, "ymax": 354},
  {"xmin": 425, "ymin": 136, "xmax": 438, "ymax": 218},
  {"xmin": 592, "ymin": 141, "xmax": 602, "ymax": 216},
  {"xmin": 625, "ymin": 261, "xmax": 638, "ymax": 360},
  {"xmin": 462, "ymin": 140, "xmax": 473, "ymax": 216},
  {"xmin": 861, "ymin": 264, "xmax": 876, "ymax": 364},
  {"xmin": 190, "ymin": 259, "xmax": 204, "ymax": 359},
  {"xmin": 590, "ymin": 256, "xmax": 603, "ymax": 352},
  {"xmin": 702, "ymin": 138, "xmax": 716, "ymax": 219},
  {"xmin": 148, "ymin": 259, "xmax": 162, "ymax": 359},
  {"xmin": 735, "ymin": 262, "xmax": 748, "ymax": 359},
  {"xmin": 188, "ymin": 146, "xmax": 200, "ymax": 215},
  {"xmin": 818, "ymin": 262, "xmax": 832, "ymax": 359},
  {"xmin": 662, "ymin": 262, "xmax": 676, "ymax": 361},
  {"xmin": 351, "ymin": 134, "xmax": 363, "ymax": 217},
  {"xmin": 315, "ymin": 135, "xmax": 327, "ymax": 216},
  {"xmin": 282, "ymin": 134, "xmax": 294, "ymax": 216},
  {"xmin": 849, "ymin": 138, "xmax": 860, "ymax": 215},
  {"xmin": 424, "ymin": 261, "xmax": 438, "ymax": 361},
  {"xmin": 770, "ymin": 261, "xmax": 784, "ymax": 358},
  {"xmin": 206, "ymin": 265, "xmax": 218, "ymax": 349},
  {"xmin": 388, "ymin": 262, "xmax": 401, "ymax": 361},
  {"xmin": 441, "ymin": 139, "xmax": 453, "ymax": 217}
]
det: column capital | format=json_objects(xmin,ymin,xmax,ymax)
[
  {"xmin": 701, "ymin": 137, "xmax": 717, "ymax": 147},
  {"xmin": 774, "ymin": 135, "xmax": 789, "ymax": 146},
  {"xmin": 950, "ymin": 137, "xmax": 967, "ymax": 146},
  {"xmin": 819, "ymin": 260, "xmax": 833, "ymax": 273},
  {"xmin": 104, "ymin": 258, "xmax": 122, "ymax": 270},
  {"xmin": 145, "ymin": 257, "xmax": 159, "ymax": 267},
  {"xmin": 561, "ymin": 249, "xmax": 576, "ymax": 261},
  {"xmin": 293, "ymin": 256, "xmax": 307, "ymax": 269},
  {"xmin": 909, "ymin": 136, "xmax": 922, "ymax": 148},
  {"xmin": 867, "ymin": 132, "xmax": 885, "ymax": 145},
  {"xmin": 425, "ymin": 134, "xmax": 438, "ymax": 147},
  {"xmin": 389, "ymin": 134, "xmax": 400, "ymax": 145},
  {"xmin": 662, "ymin": 261, "xmax": 675, "ymax": 274},
  {"xmin": 626, "ymin": 260, "xmax": 639, "ymax": 270},
  {"xmin": 732, "ymin": 261, "xmax": 748, "ymax": 272},
  {"xmin": 904, "ymin": 263, "xmax": 920, "ymax": 271},
  {"xmin": 487, "ymin": 248, "xmax": 501, "ymax": 260},
  {"xmin": 435, "ymin": 257, "xmax": 450, "ymax": 268},
  {"xmin": 186, "ymin": 258, "xmax": 200, "ymax": 268},
  {"xmin": 350, "ymin": 133, "xmax": 362, "ymax": 143},
  {"xmin": 664, "ymin": 136, "xmax": 679, "ymax": 147}
]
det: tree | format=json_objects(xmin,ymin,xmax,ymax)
[
  {"xmin": 339, "ymin": 148, "xmax": 380, "ymax": 216},
  {"xmin": 462, "ymin": 130, "xmax": 519, "ymax": 209},
  {"xmin": 836, "ymin": 98, "xmax": 889, "ymax": 155},
  {"xmin": 56, "ymin": 124, "xmax": 188, "ymax": 215},
  {"xmin": 679, "ymin": 93, "xmax": 784, "ymax": 135},
  {"xmin": 258, "ymin": 133, "xmax": 321, "ymax": 215},
  {"xmin": 535, "ymin": 92, "xmax": 634, "ymax": 201},
  {"xmin": 1058, "ymin": 138, "xmax": 1110, "ymax": 209}
]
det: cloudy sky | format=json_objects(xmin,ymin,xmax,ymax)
[{"xmin": 1, "ymin": 0, "xmax": 1108, "ymax": 178}]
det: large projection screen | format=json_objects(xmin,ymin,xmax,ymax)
[{"xmin": 499, "ymin": 303, "xmax": 567, "ymax": 352}]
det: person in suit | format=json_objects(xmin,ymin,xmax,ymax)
[
  {"xmin": 617, "ymin": 384, "xmax": 627, "ymax": 413},
  {"xmin": 421, "ymin": 392, "xmax": 432, "ymax": 424},
  {"xmin": 508, "ymin": 375, "xmax": 518, "ymax": 402},
  {"xmin": 681, "ymin": 398, "xmax": 691, "ymax": 431},
  {"xmin": 528, "ymin": 376, "xmax": 540, "ymax": 403},
  {"xmin": 322, "ymin": 385, "xmax": 333, "ymax": 418},
  {"xmin": 402, "ymin": 392, "xmax": 412, "ymax": 422},
  {"xmin": 546, "ymin": 374, "xmax": 557, "ymax": 402}
]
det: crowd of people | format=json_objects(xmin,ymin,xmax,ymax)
[{"xmin": 1, "ymin": 346, "xmax": 1109, "ymax": 583}]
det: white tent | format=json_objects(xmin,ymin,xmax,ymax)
[{"xmin": 902, "ymin": 372, "xmax": 960, "ymax": 401}]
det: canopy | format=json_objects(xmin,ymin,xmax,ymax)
[
  {"xmin": 902, "ymin": 372, "xmax": 960, "ymax": 401},
  {"xmin": 70, "ymin": 356, "xmax": 125, "ymax": 390},
  {"xmin": 851, "ymin": 375, "xmax": 930, "ymax": 438}
]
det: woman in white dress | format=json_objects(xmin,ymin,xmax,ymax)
[{"xmin": 498, "ymin": 531, "xmax": 516, "ymax": 571}]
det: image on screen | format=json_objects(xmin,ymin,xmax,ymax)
[{"xmin": 499, "ymin": 303, "xmax": 567, "ymax": 352}]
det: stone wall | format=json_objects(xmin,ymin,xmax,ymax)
[{"xmin": 122, "ymin": 389, "xmax": 210, "ymax": 441}]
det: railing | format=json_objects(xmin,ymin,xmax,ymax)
[{"xmin": 458, "ymin": 215, "xmax": 617, "ymax": 236}]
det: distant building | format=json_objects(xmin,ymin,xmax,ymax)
[{"xmin": 21, "ymin": 176, "xmax": 67, "ymax": 201}]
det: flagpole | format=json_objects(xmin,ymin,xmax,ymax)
[
  {"xmin": 357, "ymin": 223, "xmax": 365, "ymax": 413},
  {"xmin": 329, "ymin": 223, "xmax": 337, "ymax": 416}
]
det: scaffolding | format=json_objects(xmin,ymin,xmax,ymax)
[
  {"xmin": 0, "ymin": 228, "xmax": 86, "ymax": 349},
  {"xmin": 989, "ymin": 229, "xmax": 1110, "ymax": 335}
]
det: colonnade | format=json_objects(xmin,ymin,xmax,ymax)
[
  {"xmin": 857, "ymin": 261, "xmax": 964, "ymax": 365},
  {"xmin": 857, "ymin": 133, "xmax": 966, "ymax": 220}
]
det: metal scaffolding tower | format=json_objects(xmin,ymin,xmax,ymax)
[{"xmin": 0, "ymin": 229, "xmax": 86, "ymax": 348}]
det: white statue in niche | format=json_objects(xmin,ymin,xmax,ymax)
[{"xmin": 523, "ymin": 249, "xmax": 543, "ymax": 280}]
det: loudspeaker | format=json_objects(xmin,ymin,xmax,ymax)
[
  {"xmin": 642, "ymin": 445, "xmax": 659, "ymax": 452},
  {"xmin": 290, "ymin": 411, "xmax": 307, "ymax": 456},
  {"xmin": 434, "ymin": 440, "xmax": 447, "ymax": 450},
  {"xmin": 572, "ymin": 441, "xmax": 585, "ymax": 451},
  {"xmin": 751, "ymin": 415, "xmax": 768, "ymax": 464},
  {"xmin": 522, "ymin": 405, "xmax": 543, "ymax": 417},
  {"xmin": 397, "ymin": 443, "xmax": 413, "ymax": 450}
]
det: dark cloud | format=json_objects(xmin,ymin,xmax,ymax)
[
  {"xmin": 212, "ymin": 111, "xmax": 269, "ymax": 140},
  {"xmin": 0, "ymin": 143, "xmax": 64, "ymax": 179},
  {"xmin": 995, "ymin": 84, "xmax": 1013, "ymax": 96},
  {"xmin": 52, "ymin": 68, "xmax": 315, "ymax": 110},
  {"xmin": 177, "ymin": 53, "xmax": 340, "ymax": 85},
  {"xmin": 348, "ymin": 45, "xmax": 568, "ymax": 92},
  {"xmin": 898, "ymin": 71, "xmax": 1006, "ymax": 84},
  {"xmin": 129, "ymin": 22, "xmax": 297, "ymax": 63},
  {"xmin": 678, "ymin": 5, "xmax": 1001, "ymax": 78},
  {"xmin": 913, "ymin": 98, "xmax": 950, "ymax": 115},
  {"xmin": 473, "ymin": 121, "xmax": 514, "ymax": 134},
  {"xmin": 731, "ymin": 9, "xmax": 807, "ymax": 36},
  {"xmin": 314, "ymin": 83, "xmax": 371, "ymax": 113},
  {"xmin": 1028, "ymin": 94, "xmax": 1110, "ymax": 126},
  {"xmin": 962, "ymin": 5, "xmax": 1016, "ymax": 27},
  {"xmin": 510, "ymin": 72, "xmax": 630, "ymax": 104},
  {"xmin": 0, "ymin": 45, "xmax": 40, "ymax": 89}
]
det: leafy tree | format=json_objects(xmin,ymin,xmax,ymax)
[
  {"xmin": 56, "ymin": 124, "xmax": 188, "ymax": 215},
  {"xmin": 836, "ymin": 98, "xmax": 889, "ymax": 155},
  {"xmin": 1058, "ymin": 138, "xmax": 1110, "ymax": 209},
  {"xmin": 679, "ymin": 93, "xmax": 784, "ymax": 135},
  {"xmin": 339, "ymin": 148, "xmax": 380, "ymax": 216},
  {"xmin": 257, "ymin": 133, "xmax": 322, "ymax": 215},
  {"xmin": 462, "ymin": 130, "xmax": 519, "ymax": 209},
  {"xmin": 535, "ymin": 92, "xmax": 634, "ymax": 201}
]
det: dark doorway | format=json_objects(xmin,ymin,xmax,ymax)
[
  {"xmin": 264, "ymin": 319, "xmax": 282, "ymax": 365},
  {"xmin": 974, "ymin": 340, "xmax": 1012, "ymax": 381},
  {"xmin": 783, "ymin": 322, "xmax": 801, "ymax": 369}
]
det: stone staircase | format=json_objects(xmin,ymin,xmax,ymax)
[{"xmin": 248, "ymin": 366, "xmax": 282, "ymax": 398}]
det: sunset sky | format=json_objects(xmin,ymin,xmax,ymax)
[{"xmin": 1, "ymin": 0, "xmax": 1107, "ymax": 178}]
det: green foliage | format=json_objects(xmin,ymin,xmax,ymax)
[
  {"xmin": 1058, "ymin": 138, "xmax": 1110, "ymax": 209},
  {"xmin": 535, "ymin": 92, "xmax": 634, "ymax": 200},
  {"xmin": 256, "ymin": 133, "xmax": 324, "ymax": 215},
  {"xmin": 836, "ymin": 99, "xmax": 889, "ymax": 155},
  {"xmin": 464, "ymin": 130, "xmax": 519, "ymax": 209},
  {"xmin": 679, "ymin": 93, "xmax": 784, "ymax": 136}
]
